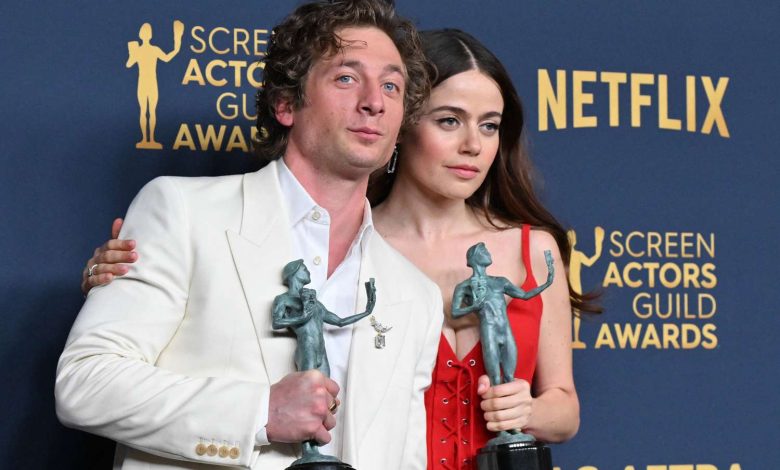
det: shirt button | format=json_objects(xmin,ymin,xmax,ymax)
[
  {"xmin": 195, "ymin": 443, "xmax": 207, "ymax": 456},
  {"xmin": 312, "ymin": 210, "xmax": 321, "ymax": 221},
  {"xmin": 207, "ymin": 444, "xmax": 218, "ymax": 456},
  {"xmin": 313, "ymin": 256, "xmax": 322, "ymax": 266}
]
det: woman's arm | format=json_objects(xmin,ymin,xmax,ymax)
[
  {"xmin": 81, "ymin": 218, "xmax": 137, "ymax": 295},
  {"xmin": 523, "ymin": 229, "xmax": 579, "ymax": 442},
  {"xmin": 479, "ymin": 230, "xmax": 579, "ymax": 443}
]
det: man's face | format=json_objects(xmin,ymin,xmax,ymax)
[{"xmin": 279, "ymin": 26, "xmax": 406, "ymax": 180}]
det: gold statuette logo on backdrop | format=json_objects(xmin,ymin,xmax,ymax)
[
  {"xmin": 123, "ymin": 20, "xmax": 269, "ymax": 153},
  {"xmin": 569, "ymin": 227, "xmax": 720, "ymax": 351},
  {"xmin": 568, "ymin": 226, "xmax": 605, "ymax": 349},
  {"xmin": 127, "ymin": 20, "xmax": 184, "ymax": 149}
]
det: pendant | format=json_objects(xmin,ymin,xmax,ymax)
[{"xmin": 369, "ymin": 316, "xmax": 392, "ymax": 349}]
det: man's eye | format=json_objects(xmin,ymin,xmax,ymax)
[
  {"xmin": 337, "ymin": 76, "xmax": 354, "ymax": 84},
  {"xmin": 383, "ymin": 82, "xmax": 398, "ymax": 92},
  {"xmin": 437, "ymin": 117, "xmax": 459, "ymax": 128}
]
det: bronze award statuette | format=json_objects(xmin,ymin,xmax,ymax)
[
  {"xmin": 451, "ymin": 243, "xmax": 555, "ymax": 470},
  {"xmin": 272, "ymin": 259, "xmax": 377, "ymax": 470}
]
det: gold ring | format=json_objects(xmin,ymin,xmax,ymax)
[{"xmin": 328, "ymin": 401, "xmax": 338, "ymax": 412}]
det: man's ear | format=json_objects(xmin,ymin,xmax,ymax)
[{"xmin": 274, "ymin": 99, "xmax": 295, "ymax": 127}]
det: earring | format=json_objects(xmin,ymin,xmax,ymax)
[{"xmin": 387, "ymin": 146, "xmax": 398, "ymax": 174}]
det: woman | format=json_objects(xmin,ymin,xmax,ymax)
[{"xmin": 82, "ymin": 29, "xmax": 598, "ymax": 470}]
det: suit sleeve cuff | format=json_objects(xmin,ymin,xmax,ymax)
[{"xmin": 254, "ymin": 386, "xmax": 271, "ymax": 446}]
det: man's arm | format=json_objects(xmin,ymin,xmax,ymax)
[{"xmin": 56, "ymin": 177, "xmax": 266, "ymax": 468}]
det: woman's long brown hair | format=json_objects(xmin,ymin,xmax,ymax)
[{"xmin": 369, "ymin": 29, "xmax": 601, "ymax": 314}]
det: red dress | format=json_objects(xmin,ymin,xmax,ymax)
[{"xmin": 425, "ymin": 225, "xmax": 542, "ymax": 470}]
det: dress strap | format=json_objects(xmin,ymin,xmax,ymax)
[{"xmin": 521, "ymin": 224, "xmax": 537, "ymax": 287}]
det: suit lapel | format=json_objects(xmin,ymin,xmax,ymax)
[
  {"xmin": 227, "ymin": 161, "xmax": 297, "ymax": 385},
  {"xmin": 229, "ymin": 163, "xmax": 417, "ymax": 464},
  {"xmin": 342, "ymin": 236, "xmax": 414, "ymax": 464}
]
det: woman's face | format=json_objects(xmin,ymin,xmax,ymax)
[{"xmin": 398, "ymin": 69, "xmax": 504, "ymax": 202}]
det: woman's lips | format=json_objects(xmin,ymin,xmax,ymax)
[{"xmin": 446, "ymin": 165, "xmax": 480, "ymax": 179}]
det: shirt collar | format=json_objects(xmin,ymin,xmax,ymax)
[
  {"xmin": 355, "ymin": 197, "xmax": 375, "ymax": 251},
  {"xmin": 277, "ymin": 158, "xmax": 374, "ymax": 246},
  {"xmin": 277, "ymin": 158, "xmax": 323, "ymax": 225}
]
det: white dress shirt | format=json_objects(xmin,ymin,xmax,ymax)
[{"xmin": 256, "ymin": 159, "xmax": 374, "ymax": 456}]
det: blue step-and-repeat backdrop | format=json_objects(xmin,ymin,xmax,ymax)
[{"xmin": 1, "ymin": 1, "xmax": 777, "ymax": 469}]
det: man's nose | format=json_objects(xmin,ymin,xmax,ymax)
[{"xmin": 359, "ymin": 82, "xmax": 385, "ymax": 116}]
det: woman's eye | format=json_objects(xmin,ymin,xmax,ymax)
[{"xmin": 481, "ymin": 122, "xmax": 500, "ymax": 134}]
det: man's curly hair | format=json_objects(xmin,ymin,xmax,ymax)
[{"xmin": 254, "ymin": 0, "xmax": 430, "ymax": 160}]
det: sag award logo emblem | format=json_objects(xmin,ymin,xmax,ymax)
[
  {"xmin": 126, "ymin": 20, "xmax": 184, "ymax": 149},
  {"xmin": 567, "ymin": 226, "xmax": 604, "ymax": 349}
]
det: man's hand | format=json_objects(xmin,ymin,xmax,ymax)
[
  {"xmin": 266, "ymin": 370, "xmax": 340, "ymax": 444},
  {"xmin": 477, "ymin": 375, "xmax": 532, "ymax": 433}
]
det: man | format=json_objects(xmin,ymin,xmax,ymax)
[{"xmin": 55, "ymin": 1, "xmax": 441, "ymax": 469}]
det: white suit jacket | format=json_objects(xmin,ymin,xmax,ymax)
[{"xmin": 56, "ymin": 161, "xmax": 443, "ymax": 469}]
